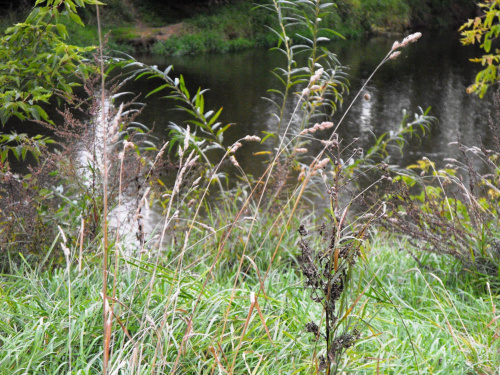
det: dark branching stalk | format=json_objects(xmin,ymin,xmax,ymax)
[{"xmin": 297, "ymin": 221, "xmax": 362, "ymax": 374}]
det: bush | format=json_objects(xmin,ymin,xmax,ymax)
[
  {"xmin": 360, "ymin": 0, "xmax": 411, "ymax": 31},
  {"xmin": 382, "ymin": 91, "xmax": 500, "ymax": 284}
]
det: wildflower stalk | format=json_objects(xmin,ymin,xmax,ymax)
[
  {"xmin": 112, "ymin": 106, "xmax": 125, "ymax": 314},
  {"xmin": 59, "ymin": 227, "xmax": 72, "ymax": 375},
  {"xmin": 78, "ymin": 219, "xmax": 84, "ymax": 273},
  {"xmin": 331, "ymin": 34, "xmax": 421, "ymax": 137}
]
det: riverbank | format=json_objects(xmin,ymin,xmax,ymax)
[
  {"xmin": 1, "ymin": 1, "xmax": 499, "ymax": 373},
  {"xmin": 107, "ymin": 0, "xmax": 478, "ymax": 56},
  {"xmin": 0, "ymin": 0, "xmax": 478, "ymax": 56},
  {"xmin": 2, "ymin": 228, "xmax": 498, "ymax": 373}
]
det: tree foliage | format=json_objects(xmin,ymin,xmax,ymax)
[
  {"xmin": 0, "ymin": 0, "xmax": 100, "ymax": 125},
  {"xmin": 460, "ymin": 0, "xmax": 500, "ymax": 97}
]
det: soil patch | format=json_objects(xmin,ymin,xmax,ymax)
[
  {"xmin": 136, "ymin": 23, "xmax": 187, "ymax": 41},
  {"xmin": 117, "ymin": 0, "xmax": 189, "ymax": 47}
]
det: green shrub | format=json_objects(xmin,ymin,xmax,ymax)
[
  {"xmin": 360, "ymin": 0, "xmax": 411, "ymax": 31},
  {"xmin": 202, "ymin": 31, "xmax": 229, "ymax": 53}
]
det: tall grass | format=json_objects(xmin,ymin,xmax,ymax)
[
  {"xmin": 353, "ymin": 235, "xmax": 500, "ymax": 374},
  {"xmin": 2, "ymin": 232, "xmax": 498, "ymax": 373},
  {"xmin": 0, "ymin": 0, "xmax": 498, "ymax": 374}
]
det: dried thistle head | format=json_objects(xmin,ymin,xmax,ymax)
[
  {"xmin": 305, "ymin": 321, "xmax": 320, "ymax": 337},
  {"xmin": 298, "ymin": 224, "xmax": 308, "ymax": 237},
  {"xmin": 329, "ymin": 329, "xmax": 361, "ymax": 357},
  {"xmin": 297, "ymin": 237, "xmax": 320, "ymax": 289}
]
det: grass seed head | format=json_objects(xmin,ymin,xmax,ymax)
[
  {"xmin": 389, "ymin": 51, "xmax": 401, "ymax": 60},
  {"xmin": 243, "ymin": 135, "xmax": 261, "ymax": 142}
]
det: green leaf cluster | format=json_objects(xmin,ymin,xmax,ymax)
[
  {"xmin": 0, "ymin": 132, "xmax": 53, "ymax": 163},
  {"xmin": 460, "ymin": 0, "xmax": 500, "ymax": 97},
  {"xmin": 132, "ymin": 62, "xmax": 229, "ymax": 170},
  {"xmin": 0, "ymin": 0, "xmax": 101, "ymax": 124}
]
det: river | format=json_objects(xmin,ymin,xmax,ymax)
[
  {"xmin": 127, "ymin": 31, "xmax": 493, "ymax": 180},
  {"xmin": 5, "ymin": 30, "xmax": 495, "ymax": 230},
  {"xmin": 8, "ymin": 31, "xmax": 492, "ymax": 177}
]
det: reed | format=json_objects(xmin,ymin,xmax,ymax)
[{"xmin": 0, "ymin": 1, "xmax": 498, "ymax": 375}]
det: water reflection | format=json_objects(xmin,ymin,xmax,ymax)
[{"xmin": 131, "ymin": 32, "xmax": 493, "ymax": 180}]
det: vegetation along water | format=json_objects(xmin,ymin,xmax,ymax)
[{"xmin": 0, "ymin": 0, "xmax": 499, "ymax": 374}]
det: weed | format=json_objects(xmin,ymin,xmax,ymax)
[{"xmin": 297, "ymin": 219, "xmax": 364, "ymax": 374}]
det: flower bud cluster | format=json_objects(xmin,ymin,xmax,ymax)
[
  {"xmin": 310, "ymin": 68, "xmax": 324, "ymax": 84},
  {"xmin": 229, "ymin": 155, "xmax": 240, "ymax": 167},
  {"xmin": 297, "ymin": 157, "xmax": 330, "ymax": 181},
  {"xmin": 313, "ymin": 158, "xmax": 330, "ymax": 171},
  {"xmin": 320, "ymin": 140, "xmax": 336, "ymax": 146},
  {"xmin": 123, "ymin": 140, "xmax": 134, "ymax": 149},
  {"xmin": 391, "ymin": 32, "xmax": 422, "ymax": 51},
  {"xmin": 242, "ymin": 135, "xmax": 261, "ymax": 142},
  {"xmin": 389, "ymin": 51, "xmax": 401, "ymax": 60},
  {"xmin": 298, "ymin": 168, "xmax": 306, "ymax": 181},
  {"xmin": 185, "ymin": 155, "xmax": 199, "ymax": 168},
  {"xmin": 300, "ymin": 121, "xmax": 334, "ymax": 135},
  {"xmin": 230, "ymin": 142, "xmax": 242, "ymax": 153},
  {"xmin": 389, "ymin": 32, "xmax": 422, "ymax": 60},
  {"xmin": 192, "ymin": 176, "xmax": 201, "ymax": 188},
  {"xmin": 118, "ymin": 140, "xmax": 135, "ymax": 160}
]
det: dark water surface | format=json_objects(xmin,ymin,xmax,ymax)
[
  {"xmin": 3, "ymin": 31, "xmax": 492, "ymax": 244},
  {"xmin": 129, "ymin": 31, "xmax": 493, "ymax": 179},
  {"xmin": 7, "ymin": 32, "xmax": 493, "ymax": 185}
]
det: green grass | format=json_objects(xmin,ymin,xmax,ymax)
[
  {"xmin": 2, "ymin": 226, "xmax": 498, "ymax": 373},
  {"xmin": 150, "ymin": 33, "xmax": 258, "ymax": 56},
  {"xmin": 0, "ymin": 209, "xmax": 318, "ymax": 373},
  {"xmin": 352, "ymin": 236, "xmax": 500, "ymax": 374}
]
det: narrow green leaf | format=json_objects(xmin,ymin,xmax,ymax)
[{"xmin": 145, "ymin": 83, "xmax": 170, "ymax": 98}]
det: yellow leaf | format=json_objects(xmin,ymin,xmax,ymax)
[{"xmin": 252, "ymin": 151, "xmax": 271, "ymax": 156}]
